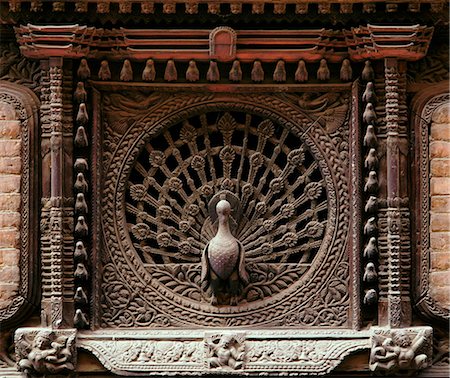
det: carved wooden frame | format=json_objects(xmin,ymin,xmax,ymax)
[
  {"xmin": 411, "ymin": 81, "xmax": 450, "ymax": 323},
  {"xmin": 0, "ymin": 81, "xmax": 40, "ymax": 329}
]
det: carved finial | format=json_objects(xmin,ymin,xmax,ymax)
[
  {"xmin": 74, "ymin": 287, "xmax": 88, "ymax": 305},
  {"xmin": 164, "ymin": 60, "xmax": 178, "ymax": 81},
  {"xmin": 362, "ymin": 82, "xmax": 377, "ymax": 104},
  {"xmin": 229, "ymin": 60, "xmax": 242, "ymax": 82},
  {"xmin": 317, "ymin": 59, "xmax": 330, "ymax": 81},
  {"xmin": 251, "ymin": 60, "xmax": 264, "ymax": 82},
  {"xmin": 74, "ymin": 158, "xmax": 88, "ymax": 172},
  {"xmin": 76, "ymin": 103, "xmax": 89, "ymax": 125},
  {"xmin": 363, "ymin": 125, "xmax": 378, "ymax": 148},
  {"xmin": 252, "ymin": 2, "xmax": 264, "ymax": 14},
  {"xmin": 364, "ymin": 217, "xmax": 378, "ymax": 236},
  {"xmin": 230, "ymin": 2, "xmax": 242, "ymax": 14},
  {"xmin": 97, "ymin": 1, "xmax": 110, "ymax": 13},
  {"xmin": 74, "ymin": 309, "xmax": 89, "ymax": 328},
  {"xmin": 75, "ymin": 193, "xmax": 88, "ymax": 214},
  {"xmin": 363, "ymin": 262, "xmax": 378, "ymax": 283},
  {"xmin": 273, "ymin": 3, "xmax": 286, "ymax": 14},
  {"xmin": 74, "ymin": 241, "xmax": 88, "ymax": 261},
  {"xmin": 318, "ymin": 2, "xmax": 331, "ymax": 14},
  {"xmin": 364, "ymin": 171, "xmax": 379, "ymax": 194},
  {"xmin": 142, "ymin": 59, "xmax": 156, "ymax": 81},
  {"xmin": 163, "ymin": 2, "xmax": 176, "ymax": 13},
  {"xmin": 98, "ymin": 60, "xmax": 111, "ymax": 80},
  {"xmin": 74, "ymin": 82, "xmax": 87, "ymax": 104},
  {"xmin": 273, "ymin": 60, "xmax": 286, "ymax": 82},
  {"xmin": 74, "ymin": 263, "xmax": 89, "ymax": 280},
  {"xmin": 206, "ymin": 61, "xmax": 220, "ymax": 82},
  {"xmin": 340, "ymin": 59, "xmax": 352, "ymax": 81},
  {"xmin": 75, "ymin": 216, "xmax": 88, "ymax": 236},
  {"xmin": 295, "ymin": 3, "xmax": 308, "ymax": 13},
  {"xmin": 365, "ymin": 196, "xmax": 378, "ymax": 214},
  {"xmin": 74, "ymin": 172, "xmax": 88, "ymax": 193},
  {"xmin": 186, "ymin": 60, "xmax": 200, "ymax": 82},
  {"xmin": 363, "ymin": 103, "xmax": 377, "ymax": 125},
  {"xmin": 74, "ymin": 126, "xmax": 88, "ymax": 148},
  {"xmin": 208, "ymin": 2, "xmax": 220, "ymax": 13},
  {"xmin": 141, "ymin": 1, "xmax": 154, "ymax": 13},
  {"xmin": 363, "ymin": 289, "xmax": 377, "ymax": 305},
  {"xmin": 362, "ymin": 60, "xmax": 375, "ymax": 82},
  {"xmin": 295, "ymin": 60, "xmax": 308, "ymax": 82},
  {"xmin": 120, "ymin": 59, "xmax": 133, "ymax": 81},
  {"xmin": 77, "ymin": 58, "xmax": 90, "ymax": 80},
  {"xmin": 185, "ymin": 2, "xmax": 198, "ymax": 14},
  {"xmin": 364, "ymin": 237, "xmax": 378, "ymax": 259}
]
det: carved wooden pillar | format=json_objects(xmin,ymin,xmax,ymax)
[
  {"xmin": 41, "ymin": 57, "xmax": 74, "ymax": 328},
  {"xmin": 379, "ymin": 58, "xmax": 411, "ymax": 327}
]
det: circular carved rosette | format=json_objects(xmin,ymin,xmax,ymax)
[{"xmin": 101, "ymin": 93, "xmax": 350, "ymax": 328}]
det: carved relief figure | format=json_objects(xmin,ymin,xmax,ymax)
[
  {"xmin": 370, "ymin": 329, "xmax": 430, "ymax": 376},
  {"xmin": 201, "ymin": 199, "xmax": 249, "ymax": 305},
  {"xmin": 17, "ymin": 330, "xmax": 75, "ymax": 376},
  {"xmin": 206, "ymin": 334, "xmax": 244, "ymax": 370}
]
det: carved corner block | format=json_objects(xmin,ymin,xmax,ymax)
[
  {"xmin": 369, "ymin": 327, "xmax": 432, "ymax": 376},
  {"xmin": 15, "ymin": 328, "xmax": 77, "ymax": 376}
]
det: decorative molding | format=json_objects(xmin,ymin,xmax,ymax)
[
  {"xmin": 78, "ymin": 330, "xmax": 370, "ymax": 376},
  {"xmin": 14, "ymin": 24, "xmax": 432, "ymax": 63},
  {"xmin": 411, "ymin": 82, "xmax": 450, "ymax": 322},
  {"xmin": 0, "ymin": 81, "xmax": 40, "ymax": 330}
]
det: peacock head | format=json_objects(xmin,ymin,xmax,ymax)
[{"xmin": 216, "ymin": 199, "xmax": 231, "ymax": 221}]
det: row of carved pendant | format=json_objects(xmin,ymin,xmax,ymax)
[
  {"xmin": 361, "ymin": 62, "xmax": 379, "ymax": 312},
  {"xmin": 73, "ymin": 78, "xmax": 90, "ymax": 330},
  {"xmin": 76, "ymin": 58, "xmax": 354, "ymax": 83}
]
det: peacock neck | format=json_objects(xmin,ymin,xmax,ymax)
[{"xmin": 217, "ymin": 216, "xmax": 231, "ymax": 238}]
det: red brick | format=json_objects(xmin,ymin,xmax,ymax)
[
  {"xmin": 430, "ymin": 232, "xmax": 450, "ymax": 251},
  {"xmin": 430, "ymin": 178, "xmax": 450, "ymax": 195},
  {"xmin": 0, "ymin": 228, "xmax": 19, "ymax": 248},
  {"xmin": 0, "ymin": 175, "xmax": 20, "ymax": 193},
  {"xmin": 0, "ymin": 193, "xmax": 20, "ymax": 211},
  {"xmin": 0, "ymin": 212, "xmax": 20, "ymax": 228},
  {"xmin": 431, "ymin": 252, "xmax": 450, "ymax": 271},
  {"xmin": 430, "ymin": 141, "xmax": 450, "ymax": 158},
  {"xmin": 0, "ymin": 248, "xmax": 19, "ymax": 266},
  {"xmin": 431, "ymin": 214, "xmax": 450, "ymax": 232},
  {"xmin": 0, "ymin": 140, "xmax": 20, "ymax": 157},
  {"xmin": 0, "ymin": 194, "xmax": 20, "ymax": 211},
  {"xmin": 431, "ymin": 124, "xmax": 450, "ymax": 141},
  {"xmin": 430, "ymin": 286, "xmax": 450, "ymax": 307},
  {"xmin": 0, "ymin": 121, "xmax": 21, "ymax": 139},
  {"xmin": 0, "ymin": 283, "xmax": 19, "ymax": 302},
  {"xmin": 430, "ymin": 271, "xmax": 450, "ymax": 286},
  {"xmin": 431, "ymin": 197, "xmax": 450, "ymax": 212},
  {"xmin": 0, "ymin": 265, "xmax": 20, "ymax": 282},
  {"xmin": 431, "ymin": 159, "xmax": 450, "ymax": 177}
]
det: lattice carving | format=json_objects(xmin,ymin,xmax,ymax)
[{"xmin": 100, "ymin": 91, "xmax": 350, "ymax": 328}]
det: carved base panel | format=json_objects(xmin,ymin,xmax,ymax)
[{"xmin": 78, "ymin": 330, "xmax": 370, "ymax": 376}]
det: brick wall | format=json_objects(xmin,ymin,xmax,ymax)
[
  {"xmin": 0, "ymin": 118, "xmax": 21, "ymax": 310},
  {"xmin": 429, "ymin": 103, "xmax": 450, "ymax": 308}
]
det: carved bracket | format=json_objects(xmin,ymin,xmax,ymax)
[
  {"xmin": 369, "ymin": 327, "xmax": 433, "ymax": 376},
  {"xmin": 15, "ymin": 328, "xmax": 77, "ymax": 376}
]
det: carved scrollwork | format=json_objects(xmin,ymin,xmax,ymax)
[{"xmin": 100, "ymin": 91, "xmax": 350, "ymax": 327}]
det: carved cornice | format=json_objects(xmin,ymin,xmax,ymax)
[
  {"xmin": 2, "ymin": 0, "xmax": 448, "ymax": 15},
  {"xmin": 14, "ymin": 24, "xmax": 433, "ymax": 62}
]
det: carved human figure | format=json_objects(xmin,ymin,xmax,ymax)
[
  {"xmin": 208, "ymin": 335, "xmax": 244, "ymax": 370},
  {"xmin": 370, "ymin": 330, "xmax": 428, "ymax": 375},
  {"xmin": 18, "ymin": 331, "xmax": 74, "ymax": 375},
  {"xmin": 201, "ymin": 199, "xmax": 249, "ymax": 305}
]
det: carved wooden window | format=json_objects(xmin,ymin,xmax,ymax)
[{"xmin": 98, "ymin": 91, "xmax": 352, "ymax": 328}]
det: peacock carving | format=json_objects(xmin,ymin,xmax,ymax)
[{"xmin": 126, "ymin": 110, "xmax": 329, "ymax": 304}]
